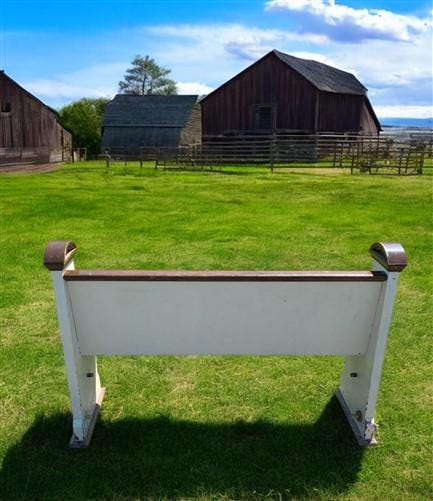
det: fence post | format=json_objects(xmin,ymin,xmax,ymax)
[
  {"xmin": 270, "ymin": 138, "xmax": 275, "ymax": 173},
  {"xmin": 154, "ymin": 148, "xmax": 159, "ymax": 170}
]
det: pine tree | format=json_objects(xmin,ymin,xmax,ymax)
[{"xmin": 118, "ymin": 55, "xmax": 177, "ymax": 95}]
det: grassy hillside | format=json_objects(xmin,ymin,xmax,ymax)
[{"xmin": 0, "ymin": 161, "xmax": 432, "ymax": 500}]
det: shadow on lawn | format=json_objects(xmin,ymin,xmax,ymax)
[{"xmin": 0, "ymin": 396, "xmax": 364, "ymax": 500}]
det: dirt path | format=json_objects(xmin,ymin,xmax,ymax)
[{"xmin": 0, "ymin": 162, "xmax": 64, "ymax": 175}]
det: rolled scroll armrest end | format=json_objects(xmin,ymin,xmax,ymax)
[
  {"xmin": 44, "ymin": 240, "xmax": 77, "ymax": 271},
  {"xmin": 370, "ymin": 242, "xmax": 407, "ymax": 272}
]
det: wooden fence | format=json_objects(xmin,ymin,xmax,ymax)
[{"xmin": 101, "ymin": 133, "xmax": 430, "ymax": 175}]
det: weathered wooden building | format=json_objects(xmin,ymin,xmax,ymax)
[
  {"xmin": 101, "ymin": 94, "xmax": 201, "ymax": 154},
  {"xmin": 201, "ymin": 50, "xmax": 381, "ymax": 138},
  {"xmin": 0, "ymin": 71, "xmax": 72, "ymax": 165}
]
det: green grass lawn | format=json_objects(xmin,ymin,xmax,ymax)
[{"xmin": 0, "ymin": 161, "xmax": 432, "ymax": 500}]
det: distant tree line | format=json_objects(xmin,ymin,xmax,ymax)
[{"xmin": 58, "ymin": 98, "xmax": 109, "ymax": 157}]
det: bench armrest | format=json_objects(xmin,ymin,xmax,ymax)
[
  {"xmin": 44, "ymin": 240, "xmax": 77, "ymax": 270},
  {"xmin": 370, "ymin": 242, "xmax": 407, "ymax": 272}
]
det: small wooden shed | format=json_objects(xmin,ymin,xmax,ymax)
[
  {"xmin": 0, "ymin": 71, "xmax": 72, "ymax": 165},
  {"xmin": 101, "ymin": 94, "xmax": 201, "ymax": 154},
  {"xmin": 201, "ymin": 50, "xmax": 381, "ymax": 138}
]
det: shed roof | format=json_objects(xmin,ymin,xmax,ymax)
[
  {"xmin": 273, "ymin": 50, "xmax": 367, "ymax": 95},
  {"xmin": 103, "ymin": 94, "xmax": 200, "ymax": 127}
]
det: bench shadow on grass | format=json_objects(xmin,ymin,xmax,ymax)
[{"xmin": 0, "ymin": 396, "xmax": 364, "ymax": 500}]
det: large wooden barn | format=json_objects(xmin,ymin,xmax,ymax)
[
  {"xmin": 201, "ymin": 50, "xmax": 381, "ymax": 139},
  {"xmin": 101, "ymin": 94, "xmax": 201, "ymax": 154},
  {"xmin": 0, "ymin": 71, "xmax": 72, "ymax": 165}
]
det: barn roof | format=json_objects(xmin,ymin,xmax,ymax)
[
  {"xmin": 201, "ymin": 50, "xmax": 368, "ymax": 103},
  {"xmin": 103, "ymin": 94, "xmax": 200, "ymax": 127},
  {"xmin": 273, "ymin": 50, "xmax": 367, "ymax": 95}
]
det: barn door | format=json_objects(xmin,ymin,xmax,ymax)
[{"xmin": 255, "ymin": 105, "xmax": 276, "ymax": 131}]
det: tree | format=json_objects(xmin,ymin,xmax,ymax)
[
  {"xmin": 118, "ymin": 55, "xmax": 177, "ymax": 95},
  {"xmin": 58, "ymin": 98, "xmax": 109, "ymax": 157}
]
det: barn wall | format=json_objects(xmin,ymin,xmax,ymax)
[
  {"xmin": 359, "ymin": 99, "xmax": 380, "ymax": 136},
  {"xmin": 0, "ymin": 72, "xmax": 71, "ymax": 164},
  {"xmin": 317, "ymin": 92, "xmax": 364, "ymax": 133},
  {"xmin": 201, "ymin": 53, "xmax": 317, "ymax": 136},
  {"xmin": 101, "ymin": 126, "xmax": 182, "ymax": 153},
  {"xmin": 180, "ymin": 103, "xmax": 202, "ymax": 145}
]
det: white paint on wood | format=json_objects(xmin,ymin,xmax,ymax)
[
  {"xmin": 66, "ymin": 281, "xmax": 384, "ymax": 356},
  {"xmin": 50, "ymin": 260, "xmax": 103, "ymax": 443},
  {"xmin": 338, "ymin": 260, "xmax": 400, "ymax": 444}
]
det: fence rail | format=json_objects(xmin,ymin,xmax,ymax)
[{"xmin": 102, "ymin": 133, "xmax": 430, "ymax": 175}]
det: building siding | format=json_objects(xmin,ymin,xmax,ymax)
[
  {"xmin": 201, "ymin": 54, "xmax": 317, "ymax": 136},
  {"xmin": 0, "ymin": 72, "xmax": 72, "ymax": 164},
  {"xmin": 201, "ymin": 52, "xmax": 380, "ymax": 137},
  {"xmin": 180, "ymin": 103, "xmax": 202, "ymax": 145},
  {"xmin": 317, "ymin": 92, "xmax": 363, "ymax": 133},
  {"xmin": 101, "ymin": 95, "xmax": 202, "ymax": 153},
  {"xmin": 359, "ymin": 99, "xmax": 380, "ymax": 136},
  {"xmin": 101, "ymin": 126, "xmax": 182, "ymax": 153}
]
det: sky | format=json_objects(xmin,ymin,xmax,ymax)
[{"xmin": 2, "ymin": 0, "xmax": 432, "ymax": 118}]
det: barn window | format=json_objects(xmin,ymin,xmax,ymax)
[
  {"xmin": 255, "ymin": 105, "xmax": 275, "ymax": 131},
  {"xmin": 1, "ymin": 101, "xmax": 11, "ymax": 113}
]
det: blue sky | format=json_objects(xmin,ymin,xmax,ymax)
[{"xmin": 2, "ymin": 0, "xmax": 432, "ymax": 117}]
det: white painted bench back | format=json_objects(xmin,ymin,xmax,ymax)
[{"xmin": 66, "ymin": 277, "xmax": 385, "ymax": 356}]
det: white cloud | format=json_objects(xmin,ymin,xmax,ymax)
[
  {"xmin": 323, "ymin": 28, "xmax": 433, "ymax": 108},
  {"xmin": 22, "ymin": 67, "xmax": 215, "ymax": 108},
  {"xmin": 177, "ymin": 81, "xmax": 213, "ymax": 95},
  {"xmin": 265, "ymin": 0, "xmax": 431, "ymax": 42},
  {"xmin": 22, "ymin": 62, "xmax": 128, "ymax": 106},
  {"xmin": 290, "ymin": 51, "xmax": 334, "ymax": 64},
  {"xmin": 374, "ymin": 105, "xmax": 433, "ymax": 119},
  {"xmin": 24, "ymin": 79, "xmax": 113, "ymax": 100},
  {"xmin": 146, "ymin": 23, "xmax": 328, "ymax": 62},
  {"xmin": 147, "ymin": 23, "xmax": 324, "ymax": 45}
]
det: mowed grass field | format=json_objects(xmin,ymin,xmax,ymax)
[{"xmin": 0, "ymin": 161, "xmax": 432, "ymax": 500}]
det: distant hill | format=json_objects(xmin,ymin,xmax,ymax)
[{"xmin": 380, "ymin": 117, "xmax": 433, "ymax": 128}]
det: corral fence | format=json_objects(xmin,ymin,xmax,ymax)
[
  {"xmin": 101, "ymin": 132, "xmax": 432, "ymax": 175},
  {"xmin": 382, "ymin": 128, "xmax": 433, "ymax": 159}
]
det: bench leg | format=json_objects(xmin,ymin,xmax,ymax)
[
  {"xmin": 51, "ymin": 268, "xmax": 105, "ymax": 448},
  {"xmin": 337, "ymin": 356, "xmax": 379, "ymax": 446},
  {"xmin": 338, "ymin": 267, "xmax": 400, "ymax": 446},
  {"xmin": 68, "ymin": 356, "xmax": 105, "ymax": 449}
]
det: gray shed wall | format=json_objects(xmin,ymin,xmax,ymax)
[
  {"xmin": 101, "ymin": 126, "xmax": 182, "ymax": 153},
  {"xmin": 180, "ymin": 103, "xmax": 202, "ymax": 145}
]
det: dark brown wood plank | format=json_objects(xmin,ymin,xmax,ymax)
[{"xmin": 63, "ymin": 270, "xmax": 387, "ymax": 282}]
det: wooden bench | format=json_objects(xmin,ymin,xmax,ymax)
[{"xmin": 44, "ymin": 240, "xmax": 407, "ymax": 448}]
